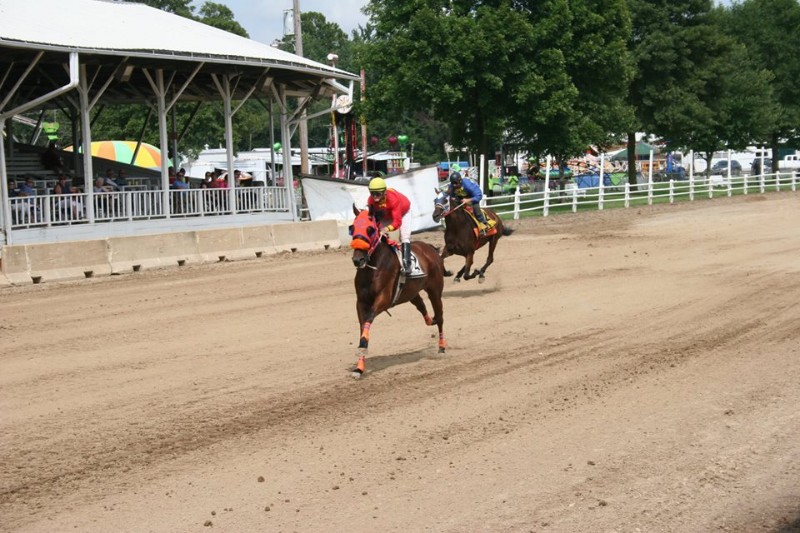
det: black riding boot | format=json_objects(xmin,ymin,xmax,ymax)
[{"xmin": 402, "ymin": 243, "xmax": 412, "ymax": 275}]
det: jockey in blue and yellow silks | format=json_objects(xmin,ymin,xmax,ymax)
[{"xmin": 446, "ymin": 171, "xmax": 489, "ymax": 234}]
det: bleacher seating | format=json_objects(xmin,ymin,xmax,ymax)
[{"xmin": 4, "ymin": 142, "xmax": 161, "ymax": 192}]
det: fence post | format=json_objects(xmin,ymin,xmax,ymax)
[
  {"xmin": 624, "ymin": 182, "xmax": 630, "ymax": 208},
  {"xmin": 708, "ymin": 171, "xmax": 713, "ymax": 199},
  {"xmin": 598, "ymin": 153, "xmax": 605, "ymax": 211},
  {"xmin": 776, "ymin": 171, "xmax": 781, "ymax": 192},
  {"xmin": 793, "ymin": 171, "xmax": 797, "ymax": 192},
  {"xmin": 543, "ymin": 154, "xmax": 552, "ymax": 217},
  {"xmin": 760, "ymin": 172, "xmax": 765, "ymax": 194},
  {"xmin": 513, "ymin": 187, "xmax": 520, "ymax": 220},
  {"xmin": 743, "ymin": 174, "xmax": 748, "ymax": 195},
  {"xmin": 572, "ymin": 186, "xmax": 578, "ymax": 213},
  {"xmin": 690, "ymin": 175, "xmax": 695, "ymax": 201},
  {"xmin": 125, "ymin": 192, "xmax": 133, "ymax": 221},
  {"xmin": 647, "ymin": 150, "xmax": 654, "ymax": 205},
  {"xmin": 44, "ymin": 196, "xmax": 52, "ymax": 226},
  {"xmin": 669, "ymin": 179, "xmax": 674, "ymax": 203}
]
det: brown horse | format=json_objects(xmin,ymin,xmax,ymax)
[
  {"xmin": 432, "ymin": 193, "xmax": 512, "ymax": 283},
  {"xmin": 350, "ymin": 205, "xmax": 446, "ymax": 378}
]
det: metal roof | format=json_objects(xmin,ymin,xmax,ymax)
[{"xmin": 0, "ymin": 0, "xmax": 358, "ymax": 108}]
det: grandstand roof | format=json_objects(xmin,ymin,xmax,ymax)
[{"xmin": 0, "ymin": 0, "xmax": 357, "ymax": 107}]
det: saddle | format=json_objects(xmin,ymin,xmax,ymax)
[
  {"xmin": 391, "ymin": 245, "xmax": 425, "ymax": 278},
  {"xmin": 465, "ymin": 206, "xmax": 497, "ymax": 236}
]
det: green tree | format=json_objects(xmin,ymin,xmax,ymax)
[
  {"xmin": 626, "ymin": 0, "xmax": 776, "ymax": 175},
  {"xmin": 140, "ymin": 0, "xmax": 194, "ymax": 18},
  {"xmin": 511, "ymin": 0, "xmax": 634, "ymax": 179},
  {"xmin": 625, "ymin": 0, "xmax": 721, "ymax": 182},
  {"xmin": 362, "ymin": 1, "xmax": 543, "ymax": 179},
  {"xmin": 197, "ymin": 2, "xmax": 249, "ymax": 37},
  {"xmin": 723, "ymin": 0, "xmax": 800, "ymax": 171},
  {"xmin": 685, "ymin": 38, "xmax": 777, "ymax": 173}
]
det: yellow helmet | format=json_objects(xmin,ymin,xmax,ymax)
[{"xmin": 368, "ymin": 177, "xmax": 387, "ymax": 192}]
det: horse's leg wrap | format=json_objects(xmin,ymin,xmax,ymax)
[
  {"xmin": 438, "ymin": 332, "xmax": 447, "ymax": 352},
  {"xmin": 358, "ymin": 321, "xmax": 371, "ymax": 349}
]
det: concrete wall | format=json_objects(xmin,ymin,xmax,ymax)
[{"xmin": 0, "ymin": 220, "xmax": 340, "ymax": 286}]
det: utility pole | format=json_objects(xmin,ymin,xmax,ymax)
[{"xmin": 293, "ymin": 0, "xmax": 310, "ymax": 175}]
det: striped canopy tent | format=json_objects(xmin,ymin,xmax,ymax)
[{"xmin": 65, "ymin": 141, "xmax": 162, "ymax": 168}]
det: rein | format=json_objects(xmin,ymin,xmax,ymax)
[
  {"xmin": 359, "ymin": 235, "xmax": 387, "ymax": 270},
  {"xmin": 437, "ymin": 200, "xmax": 466, "ymax": 219}
]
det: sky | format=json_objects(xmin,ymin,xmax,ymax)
[{"xmin": 207, "ymin": 0, "xmax": 370, "ymax": 46}]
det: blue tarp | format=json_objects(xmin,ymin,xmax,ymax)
[
  {"xmin": 574, "ymin": 173, "xmax": 613, "ymax": 188},
  {"xmin": 439, "ymin": 161, "xmax": 469, "ymax": 171}
]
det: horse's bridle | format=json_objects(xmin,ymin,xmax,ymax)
[
  {"xmin": 352, "ymin": 227, "xmax": 382, "ymax": 270},
  {"xmin": 435, "ymin": 198, "xmax": 465, "ymax": 219}
]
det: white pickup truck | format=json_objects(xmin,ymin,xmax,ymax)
[{"xmin": 776, "ymin": 153, "xmax": 800, "ymax": 171}]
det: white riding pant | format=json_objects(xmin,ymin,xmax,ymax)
[
  {"xmin": 383, "ymin": 211, "xmax": 412, "ymax": 244},
  {"xmin": 399, "ymin": 211, "xmax": 411, "ymax": 244}
]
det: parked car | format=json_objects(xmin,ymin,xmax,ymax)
[
  {"xmin": 751, "ymin": 158, "xmax": 772, "ymax": 174},
  {"xmin": 654, "ymin": 165, "xmax": 687, "ymax": 182},
  {"xmin": 710, "ymin": 160, "xmax": 742, "ymax": 176}
]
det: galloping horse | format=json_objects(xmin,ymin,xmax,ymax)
[
  {"xmin": 432, "ymin": 193, "xmax": 513, "ymax": 283},
  {"xmin": 350, "ymin": 205, "xmax": 446, "ymax": 378}
]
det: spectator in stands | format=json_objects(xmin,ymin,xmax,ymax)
[
  {"xmin": 94, "ymin": 176, "xmax": 113, "ymax": 193},
  {"xmin": 93, "ymin": 177, "xmax": 114, "ymax": 218},
  {"xmin": 53, "ymin": 173, "xmax": 83, "ymax": 219},
  {"xmin": 168, "ymin": 166, "xmax": 176, "ymax": 186},
  {"xmin": 19, "ymin": 175, "xmax": 37, "ymax": 197},
  {"xmin": 170, "ymin": 171, "xmax": 189, "ymax": 214},
  {"xmin": 200, "ymin": 171, "xmax": 214, "ymax": 189},
  {"xmin": 8, "ymin": 178, "xmax": 33, "ymax": 224},
  {"xmin": 116, "ymin": 169, "xmax": 129, "ymax": 188},
  {"xmin": 104, "ymin": 169, "xmax": 121, "ymax": 191},
  {"xmin": 41, "ymin": 141, "xmax": 64, "ymax": 174},
  {"xmin": 214, "ymin": 172, "xmax": 228, "ymax": 189},
  {"xmin": 171, "ymin": 172, "xmax": 189, "ymax": 190}
]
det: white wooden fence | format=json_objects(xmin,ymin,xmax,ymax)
[{"xmin": 484, "ymin": 170, "xmax": 798, "ymax": 219}]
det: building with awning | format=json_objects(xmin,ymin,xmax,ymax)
[{"xmin": 0, "ymin": 0, "xmax": 359, "ymax": 246}]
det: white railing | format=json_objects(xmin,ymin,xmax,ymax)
[
  {"xmin": 9, "ymin": 186, "xmax": 291, "ymax": 229},
  {"xmin": 484, "ymin": 170, "xmax": 797, "ymax": 219}
]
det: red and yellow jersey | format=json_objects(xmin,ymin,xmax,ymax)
[{"xmin": 367, "ymin": 188, "xmax": 411, "ymax": 230}]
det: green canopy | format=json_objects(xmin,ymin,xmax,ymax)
[{"xmin": 610, "ymin": 142, "xmax": 658, "ymax": 161}]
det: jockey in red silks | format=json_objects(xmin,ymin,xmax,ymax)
[{"xmin": 367, "ymin": 177, "xmax": 413, "ymax": 274}]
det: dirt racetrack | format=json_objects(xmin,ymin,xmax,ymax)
[{"xmin": 2, "ymin": 193, "xmax": 800, "ymax": 533}]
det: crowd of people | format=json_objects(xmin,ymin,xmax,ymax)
[
  {"xmin": 168, "ymin": 167, "xmax": 257, "ymax": 190},
  {"xmin": 7, "ymin": 163, "xmax": 278, "ymax": 226}
]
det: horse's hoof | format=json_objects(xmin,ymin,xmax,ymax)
[
  {"xmin": 478, "ymin": 276, "xmax": 486, "ymax": 284},
  {"xmin": 453, "ymin": 278, "xmax": 461, "ymax": 283},
  {"xmin": 438, "ymin": 347, "xmax": 446, "ymax": 354},
  {"xmin": 351, "ymin": 370, "xmax": 363, "ymax": 380}
]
